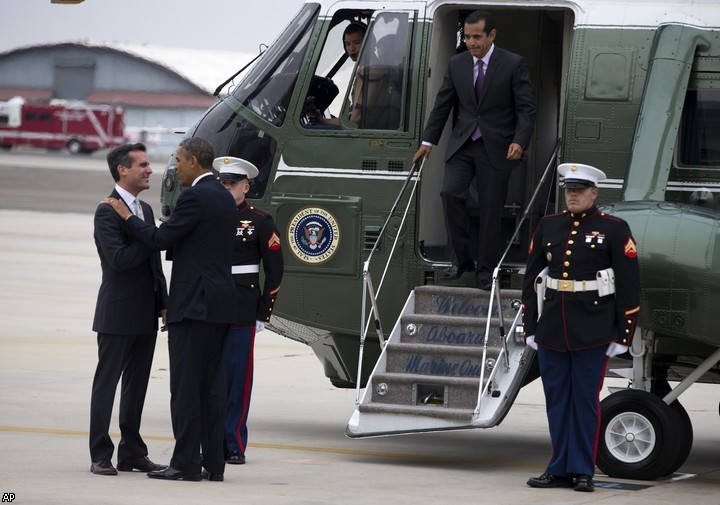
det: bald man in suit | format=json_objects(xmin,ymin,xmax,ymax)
[{"xmin": 414, "ymin": 10, "xmax": 536, "ymax": 289}]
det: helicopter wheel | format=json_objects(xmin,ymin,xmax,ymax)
[
  {"xmin": 662, "ymin": 400, "xmax": 693, "ymax": 476},
  {"xmin": 597, "ymin": 389, "xmax": 686, "ymax": 480}
]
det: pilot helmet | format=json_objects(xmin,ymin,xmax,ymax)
[
  {"xmin": 558, "ymin": 163, "xmax": 606, "ymax": 189},
  {"xmin": 213, "ymin": 156, "xmax": 259, "ymax": 182}
]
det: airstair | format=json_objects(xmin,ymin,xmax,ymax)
[
  {"xmin": 346, "ymin": 284, "xmax": 533, "ymax": 437},
  {"xmin": 346, "ymin": 143, "xmax": 560, "ymax": 438}
]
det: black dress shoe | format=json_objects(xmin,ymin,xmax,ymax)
[
  {"xmin": 117, "ymin": 456, "xmax": 166, "ymax": 472},
  {"xmin": 573, "ymin": 474, "xmax": 595, "ymax": 492},
  {"xmin": 526, "ymin": 472, "xmax": 574, "ymax": 488},
  {"xmin": 201, "ymin": 469, "xmax": 224, "ymax": 482},
  {"xmin": 442, "ymin": 261, "xmax": 474, "ymax": 280},
  {"xmin": 147, "ymin": 466, "xmax": 201, "ymax": 481},
  {"xmin": 226, "ymin": 451, "xmax": 246, "ymax": 465},
  {"xmin": 475, "ymin": 274, "xmax": 493, "ymax": 291},
  {"xmin": 90, "ymin": 459, "xmax": 117, "ymax": 476}
]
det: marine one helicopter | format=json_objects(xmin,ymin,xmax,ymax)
[{"xmin": 159, "ymin": 0, "xmax": 720, "ymax": 481}]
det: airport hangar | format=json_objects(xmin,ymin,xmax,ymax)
[{"xmin": 0, "ymin": 41, "xmax": 253, "ymax": 147}]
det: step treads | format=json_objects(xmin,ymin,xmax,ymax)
[
  {"xmin": 357, "ymin": 402, "xmax": 475, "ymax": 421},
  {"xmin": 396, "ymin": 316, "xmax": 507, "ymax": 347},
  {"xmin": 413, "ymin": 285, "xmax": 522, "ymax": 318}
]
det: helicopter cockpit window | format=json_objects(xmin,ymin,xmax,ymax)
[
  {"xmin": 678, "ymin": 89, "xmax": 720, "ymax": 167},
  {"xmin": 230, "ymin": 3, "xmax": 319, "ymax": 127},
  {"xmin": 301, "ymin": 10, "xmax": 413, "ymax": 131},
  {"xmin": 351, "ymin": 12, "xmax": 411, "ymax": 130}
]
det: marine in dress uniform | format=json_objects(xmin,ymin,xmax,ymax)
[
  {"xmin": 214, "ymin": 156, "xmax": 284, "ymax": 466},
  {"xmin": 523, "ymin": 163, "xmax": 640, "ymax": 492}
]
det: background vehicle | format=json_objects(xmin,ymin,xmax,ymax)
[{"xmin": 0, "ymin": 97, "xmax": 126, "ymax": 154}]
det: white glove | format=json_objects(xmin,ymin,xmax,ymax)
[
  {"xmin": 526, "ymin": 335, "xmax": 538, "ymax": 350},
  {"xmin": 255, "ymin": 320, "xmax": 265, "ymax": 333},
  {"xmin": 606, "ymin": 342, "xmax": 628, "ymax": 357}
]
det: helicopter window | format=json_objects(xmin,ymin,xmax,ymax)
[
  {"xmin": 301, "ymin": 10, "xmax": 414, "ymax": 132},
  {"xmin": 194, "ymin": 101, "xmax": 277, "ymax": 199},
  {"xmin": 678, "ymin": 89, "xmax": 720, "ymax": 167},
  {"xmin": 300, "ymin": 13, "xmax": 371, "ymax": 129},
  {"xmin": 229, "ymin": 3, "xmax": 319, "ymax": 127},
  {"xmin": 349, "ymin": 12, "xmax": 412, "ymax": 130}
]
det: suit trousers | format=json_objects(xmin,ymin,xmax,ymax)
[
  {"xmin": 537, "ymin": 345, "xmax": 609, "ymax": 477},
  {"xmin": 168, "ymin": 319, "xmax": 229, "ymax": 475},
  {"xmin": 441, "ymin": 138, "xmax": 512, "ymax": 278},
  {"xmin": 224, "ymin": 326, "xmax": 256, "ymax": 455},
  {"xmin": 89, "ymin": 332, "xmax": 156, "ymax": 461}
]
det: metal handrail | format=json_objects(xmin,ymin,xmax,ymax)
[
  {"xmin": 474, "ymin": 139, "xmax": 562, "ymax": 416},
  {"xmin": 473, "ymin": 307, "xmax": 524, "ymax": 419},
  {"xmin": 355, "ymin": 158, "xmax": 425, "ymax": 404}
]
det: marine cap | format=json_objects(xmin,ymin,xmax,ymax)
[
  {"xmin": 213, "ymin": 156, "xmax": 259, "ymax": 181},
  {"xmin": 558, "ymin": 163, "xmax": 606, "ymax": 189}
]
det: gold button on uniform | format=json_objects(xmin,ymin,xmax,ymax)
[
  {"xmin": 562, "ymin": 272, "xmax": 568, "ymax": 278},
  {"xmin": 564, "ymin": 261, "xmax": 570, "ymax": 267},
  {"xmin": 571, "ymin": 230, "xmax": 577, "ymax": 235},
  {"xmin": 568, "ymin": 240, "xmax": 574, "ymax": 245},
  {"xmin": 566, "ymin": 250, "xmax": 572, "ymax": 256},
  {"xmin": 573, "ymin": 221, "xmax": 580, "ymax": 227}
]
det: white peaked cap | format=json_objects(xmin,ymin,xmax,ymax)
[
  {"xmin": 212, "ymin": 156, "xmax": 259, "ymax": 180},
  {"xmin": 557, "ymin": 162, "xmax": 606, "ymax": 188}
]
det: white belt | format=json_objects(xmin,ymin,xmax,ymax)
[
  {"xmin": 547, "ymin": 277, "xmax": 599, "ymax": 292},
  {"xmin": 232, "ymin": 264, "xmax": 260, "ymax": 274}
]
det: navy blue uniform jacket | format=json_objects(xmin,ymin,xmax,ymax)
[{"xmin": 522, "ymin": 207, "xmax": 641, "ymax": 351}]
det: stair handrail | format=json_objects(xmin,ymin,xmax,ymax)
[
  {"xmin": 475, "ymin": 139, "xmax": 561, "ymax": 414},
  {"xmin": 473, "ymin": 306, "xmax": 524, "ymax": 419},
  {"xmin": 356, "ymin": 158, "xmax": 426, "ymax": 404}
]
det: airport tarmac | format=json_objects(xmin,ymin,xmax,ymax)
[{"xmin": 1, "ymin": 152, "xmax": 720, "ymax": 504}]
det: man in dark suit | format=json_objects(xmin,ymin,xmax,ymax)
[
  {"xmin": 413, "ymin": 10, "xmax": 536, "ymax": 289},
  {"xmin": 104, "ymin": 137, "xmax": 239, "ymax": 482},
  {"xmin": 90, "ymin": 142, "xmax": 168, "ymax": 476}
]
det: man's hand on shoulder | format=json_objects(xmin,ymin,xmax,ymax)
[{"xmin": 101, "ymin": 197, "xmax": 132, "ymax": 220}]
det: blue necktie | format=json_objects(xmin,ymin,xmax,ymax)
[{"xmin": 472, "ymin": 59, "xmax": 484, "ymax": 141}]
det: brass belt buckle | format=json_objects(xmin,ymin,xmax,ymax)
[{"xmin": 559, "ymin": 279, "xmax": 575, "ymax": 292}]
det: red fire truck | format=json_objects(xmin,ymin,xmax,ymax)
[{"xmin": 0, "ymin": 97, "xmax": 127, "ymax": 154}]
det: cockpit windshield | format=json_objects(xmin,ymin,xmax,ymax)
[{"xmin": 230, "ymin": 3, "xmax": 320, "ymax": 126}]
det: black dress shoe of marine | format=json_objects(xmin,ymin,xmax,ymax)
[
  {"xmin": 202, "ymin": 469, "xmax": 224, "ymax": 482},
  {"xmin": 526, "ymin": 472, "xmax": 574, "ymax": 488},
  {"xmin": 443, "ymin": 261, "xmax": 474, "ymax": 280},
  {"xmin": 226, "ymin": 451, "xmax": 246, "ymax": 465},
  {"xmin": 573, "ymin": 474, "xmax": 595, "ymax": 492},
  {"xmin": 117, "ymin": 456, "xmax": 166, "ymax": 472},
  {"xmin": 90, "ymin": 459, "xmax": 117, "ymax": 476},
  {"xmin": 147, "ymin": 466, "xmax": 202, "ymax": 481}
]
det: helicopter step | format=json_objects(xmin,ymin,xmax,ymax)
[{"xmin": 347, "ymin": 285, "xmax": 534, "ymax": 438}]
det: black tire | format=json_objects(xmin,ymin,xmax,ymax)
[
  {"xmin": 663, "ymin": 400, "xmax": 693, "ymax": 476},
  {"xmin": 1, "ymin": 144, "xmax": 11, "ymax": 151},
  {"xmin": 597, "ymin": 389, "xmax": 684, "ymax": 480},
  {"xmin": 67, "ymin": 139, "xmax": 82, "ymax": 154}
]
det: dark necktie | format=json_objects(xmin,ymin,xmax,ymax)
[{"xmin": 472, "ymin": 59, "xmax": 484, "ymax": 141}]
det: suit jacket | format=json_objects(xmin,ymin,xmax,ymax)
[
  {"xmin": 92, "ymin": 189, "xmax": 168, "ymax": 335},
  {"xmin": 124, "ymin": 174, "xmax": 239, "ymax": 325},
  {"xmin": 422, "ymin": 47, "xmax": 536, "ymax": 169},
  {"xmin": 521, "ymin": 207, "xmax": 641, "ymax": 351}
]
